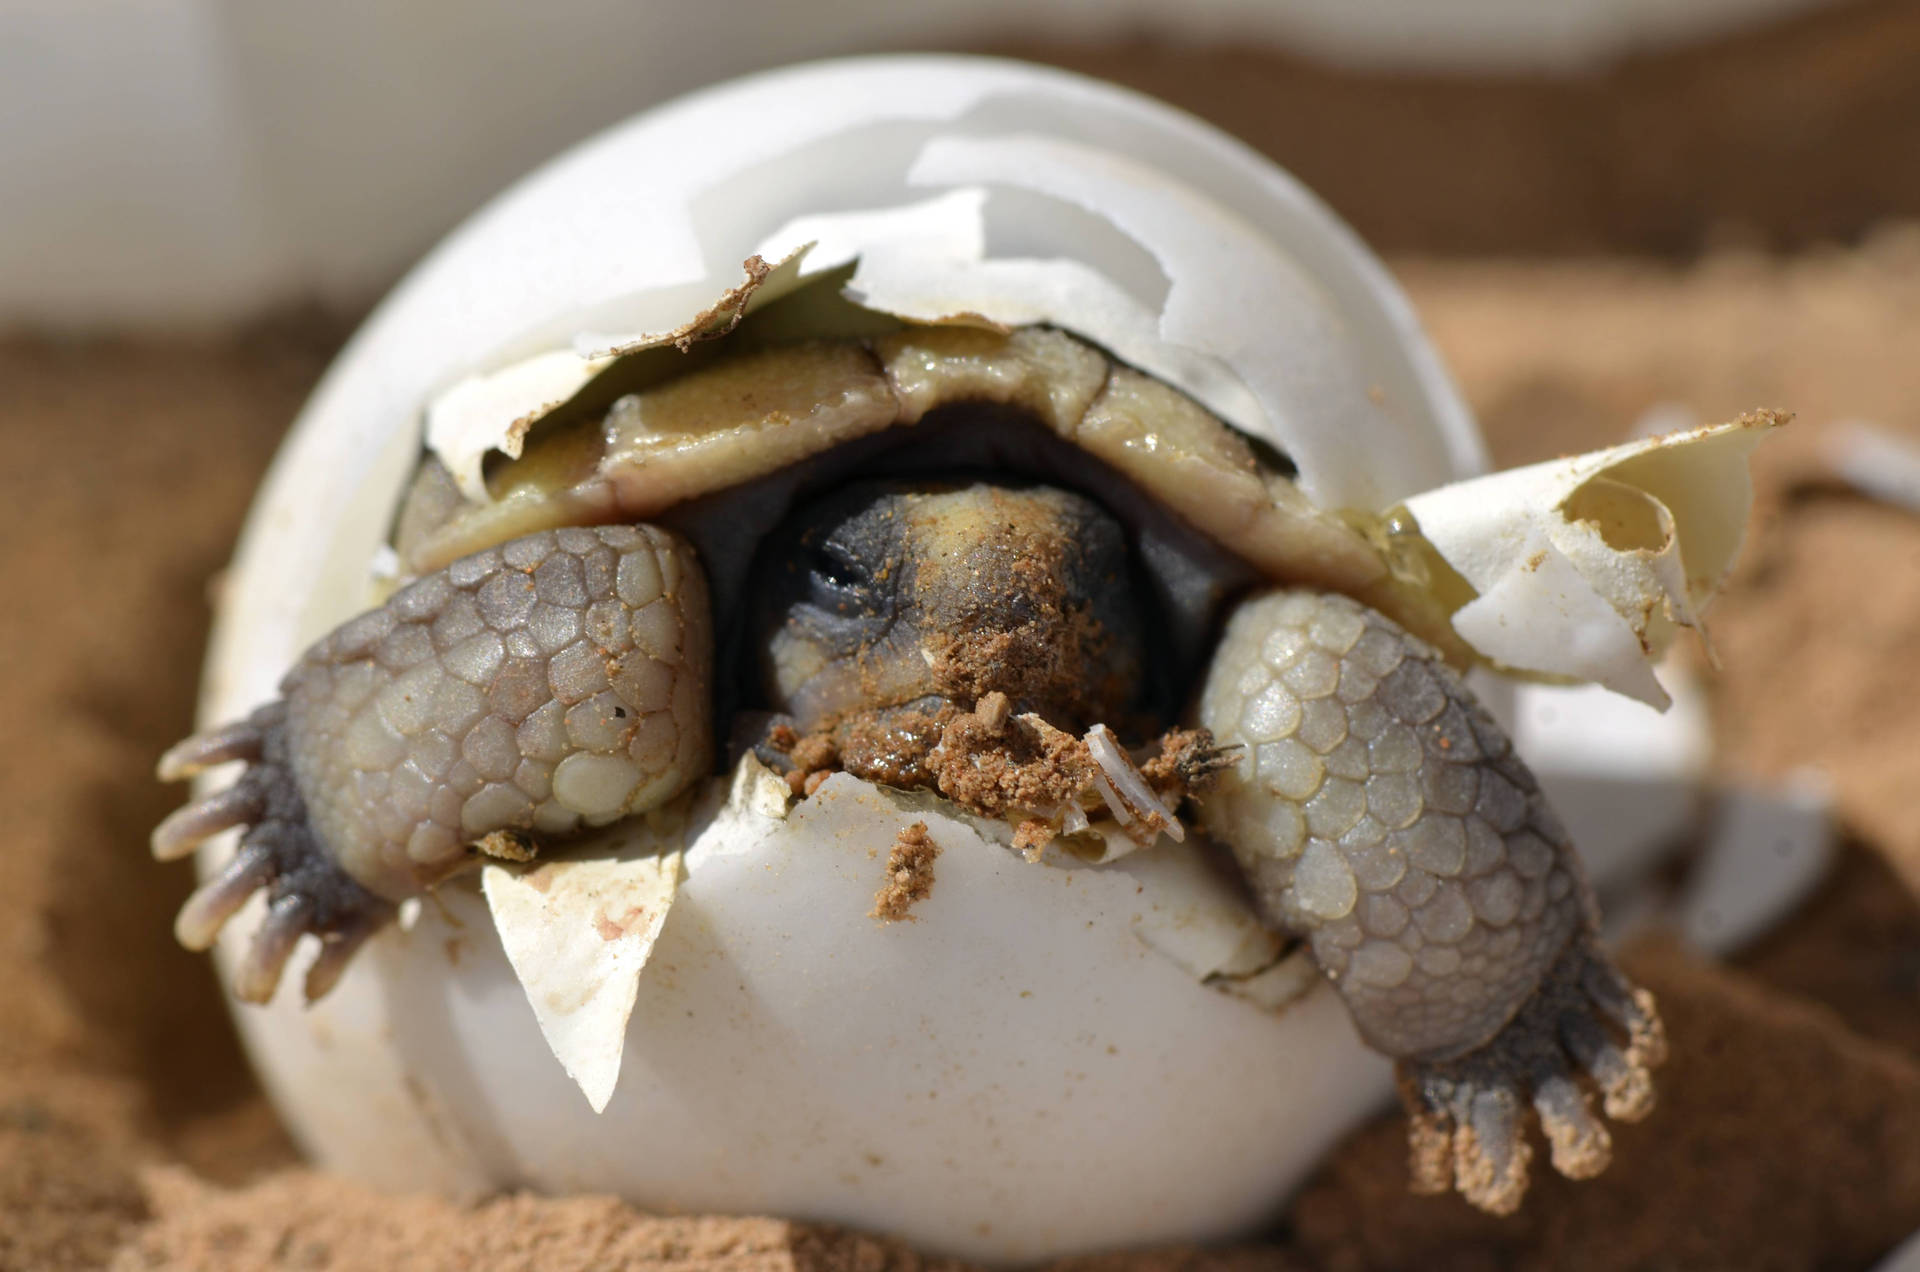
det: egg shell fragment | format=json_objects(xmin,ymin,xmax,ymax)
[
  {"xmin": 360, "ymin": 773, "xmax": 1390, "ymax": 1262},
  {"xmin": 1403, "ymin": 412, "xmax": 1782, "ymax": 705}
]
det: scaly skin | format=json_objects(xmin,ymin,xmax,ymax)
[
  {"xmin": 155, "ymin": 524, "xmax": 710, "ymax": 1003},
  {"xmin": 1194, "ymin": 589, "xmax": 1664, "ymax": 1213}
]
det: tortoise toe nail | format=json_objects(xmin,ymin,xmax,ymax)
[
  {"xmin": 151, "ymin": 786, "xmax": 264, "ymax": 861},
  {"xmin": 156, "ymin": 718, "xmax": 268, "ymax": 781},
  {"xmin": 1533, "ymin": 1072, "xmax": 1612, "ymax": 1179},
  {"xmin": 1454, "ymin": 1085, "xmax": 1532, "ymax": 1216},
  {"xmin": 233, "ymin": 896, "xmax": 311, "ymax": 1004},
  {"xmin": 174, "ymin": 846, "xmax": 272, "ymax": 950},
  {"xmin": 301, "ymin": 910, "xmax": 388, "ymax": 1004}
]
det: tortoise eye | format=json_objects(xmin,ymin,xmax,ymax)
[
  {"xmin": 806, "ymin": 541, "xmax": 866, "ymax": 592},
  {"xmin": 801, "ymin": 540, "xmax": 890, "ymax": 621}
]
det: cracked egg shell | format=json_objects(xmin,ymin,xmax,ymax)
[{"xmin": 191, "ymin": 56, "xmax": 1503, "ymax": 1263}]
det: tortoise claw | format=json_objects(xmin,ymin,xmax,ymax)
[
  {"xmin": 174, "ymin": 844, "xmax": 275, "ymax": 951},
  {"xmin": 1399, "ymin": 936, "xmax": 1664, "ymax": 1214},
  {"xmin": 160, "ymin": 703, "xmax": 396, "ymax": 1003},
  {"xmin": 156, "ymin": 704, "xmax": 278, "ymax": 780},
  {"xmin": 151, "ymin": 783, "xmax": 266, "ymax": 862}
]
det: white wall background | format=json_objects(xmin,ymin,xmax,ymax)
[{"xmin": 0, "ymin": 0, "xmax": 1832, "ymax": 328}]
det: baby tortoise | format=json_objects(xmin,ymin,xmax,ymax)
[{"xmin": 157, "ymin": 322, "xmax": 1663, "ymax": 1214}]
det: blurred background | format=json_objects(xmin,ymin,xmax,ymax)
[
  {"xmin": 6, "ymin": 0, "xmax": 1918, "ymax": 326},
  {"xmin": 7, "ymin": 2, "xmax": 1920, "ymax": 1269}
]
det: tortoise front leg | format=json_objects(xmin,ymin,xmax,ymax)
[
  {"xmin": 155, "ymin": 524, "xmax": 711, "ymax": 1004},
  {"xmin": 1193, "ymin": 589, "xmax": 1664, "ymax": 1214}
]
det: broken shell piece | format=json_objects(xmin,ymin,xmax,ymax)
[
  {"xmin": 1085, "ymin": 723, "xmax": 1184, "ymax": 844},
  {"xmin": 422, "ymin": 252, "xmax": 810, "ymax": 504},
  {"xmin": 1511, "ymin": 671, "xmax": 1711, "ymax": 888},
  {"xmin": 1402, "ymin": 412, "xmax": 1784, "ymax": 706},
  {"xmin": 481, "ymin": 818, "xmax": 685, "ymax": 1114},
  {"xmin": 1820, "ymin": 420, "xmax": 1920, "ymax": 513},
  {"xmin": 1675, "ymin": 772, "xmax": 1835, "ymax": 956}
]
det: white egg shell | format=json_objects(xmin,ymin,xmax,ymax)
[
  {"xmin": 188, "ymin": 55, "xmax": 1673, "ymax": 1264},
  {"xmin": 375, "ymin": 775, "xmax": 1382, "ymax": 1262}
]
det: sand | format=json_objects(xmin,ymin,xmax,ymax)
[
  {"xmin": 13, "ymin": 11, "xmax": 1920, "ymax": 1267},
  {"xmin": 870, "ymin": 822, "xmax": 940, "ymax": 922},
  {"xmin": 1006, "ymin": 0, "xmax": 1920, "ymax": 257}
]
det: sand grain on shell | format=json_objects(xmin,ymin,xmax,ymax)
[{"xmin": 871, "ymin": 821, "xmax": 940, "ymax": 922}]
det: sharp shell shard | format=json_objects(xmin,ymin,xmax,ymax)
[
  {"xmin": 166, "ymin": 56, "xmax": 1789, "ymax": 1264},
  {"xmin": 482, "ymin": 833, "xmax": 684, "ymax": 1115},
  {"xmin": 1403, "ymin": 411, "xmax": 1785, "ymax": 706}
]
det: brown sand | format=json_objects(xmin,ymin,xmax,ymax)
[
  {"xmin": 14, "ymin": 11, "xmax": 1920, "ymax": 1267},
  {"xmin": 870, "ymin": 822, "xmax": 940, "ymax": 922},
  {"xmin": 1296, "ymin": 937, "xmax": 1920, "ymax": 1272}
]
